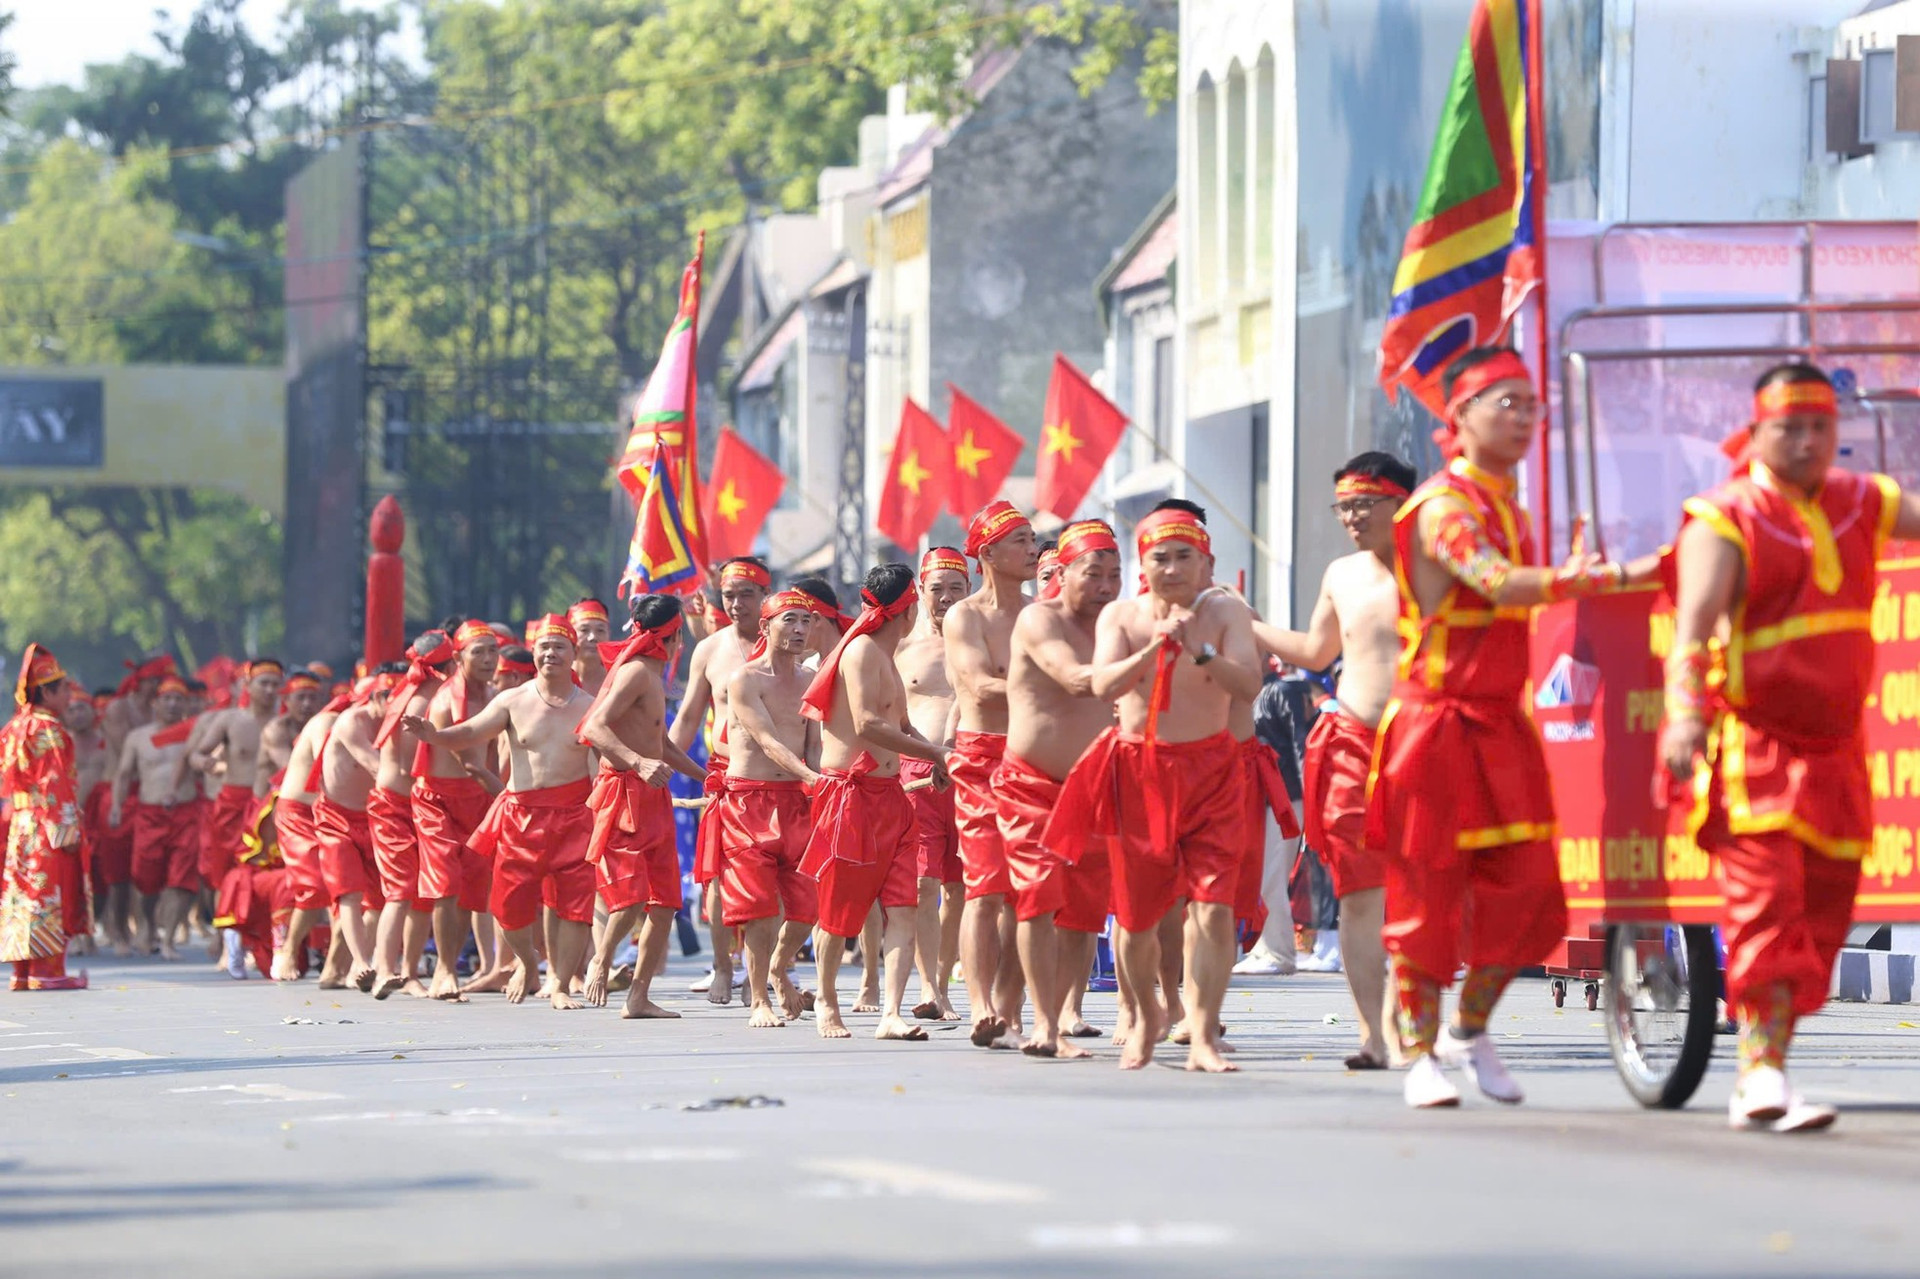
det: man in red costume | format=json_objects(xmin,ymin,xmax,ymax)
[
  {"xmin": 720, "ymin": 588, "xmax": 835, "ymax": 1028},
  {"xmin": 799, "ymin": 565, "xmax": 951, "ymax": 1041},
  {"xmin": 114, "ymin": 675, "xmax": 202, "ymax": 959},
  {"xmin": 1253, "ymin": 451, "xmax": 1416, "ymax": 1069},
  {"xmin": 413, "ymin": 620, "xmax": 500, "ymax": 1001},
  {"xmin": 1045, "ymin": 502, "xmax": 1264, "ymax": 1072},
  {"xmin": 999, "ymin": 519, "xmax": 1122, "ymax": 1057},
  {"xmin": 943, "ymin": 500, "xmax": 1039, "ymax": 1048},
  {"xmin": 179, "ymin": 660, "xmax": 286, "ymax": 893},
  {"xmin": 1371, "ymin": 346, "xmax": 1656, "ymax": 1108},
  {"xmin": 368, "ymin": 631, "xmax": 456, "ymax": 999},
  {"xmin": 316, "ymin": 669, "xmax": 398, "ymax": 991},
  {"xmin": 406, "ymin": 614, "xmax": 597, "ymax": 1010},
  {"xmin": 895, "ymin": 546, "xmax": 968, "ymax": 1021},
  {"xmin": 1662, "ymin": 363, "xmax": 1920, "ymax": 1132},
  {"xmin": 271, "ymin": 672, "xmax": 346, "ymax": 982},
  {"xmin": 1, "ymin": 645, "xmax": 88, "ymax": 990},
  {"xmin": 670, "ymin": 557, "xmax": 772, "ymax": 1003},
  {"xmin": 578, "ymin": 595, "xmax": 707, "ymax": 1017}
]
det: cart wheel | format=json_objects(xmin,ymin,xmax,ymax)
[
  {"xmin": 1584, "ymin": 982, "xmax": 1599, "ymax": 1012},
  {"xmin": 1551, "ymin": 978, "xmax": 1566, "ymax": 1008},
  {"xmin": 1603, "ymin": 923, "xmax": 1720, "ymax": 1109}
]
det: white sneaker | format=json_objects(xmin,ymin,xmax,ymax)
[
  {"xmin": 1728, "ymin": 1066, "xmax": 1791, "ymax": 1129},
  {"xmin": 688, "ymin": 968, "xmax": 716, "ymax": 993},
  {"xmin": 1232, "ymin": 951, "xmax": 1287, "ymax": 976},
  {"xmin": 221, "ymin": 929, "xmax": 247, "ymax": 980},
  {"xmin": 1772, "ymin": 1095, "xmax": 1838, "ymax": 1134},
  {"xmin": 731, "ymin": 967, "xmax": 747, "ymax": 989},
  {"xmin": 1436, "ymin": 1026, "xmax": 1524, "ymax": 1104},
  {"xmin": 1404, "ymin": 1055, "xmax": 1461, "ymax": 1108}
]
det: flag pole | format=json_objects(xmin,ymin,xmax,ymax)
[{"xmin": 1526, "ymin": 0, "xmax": 1553, "ymax": 566}]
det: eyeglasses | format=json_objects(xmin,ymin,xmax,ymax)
[
  {"xmin": 1330, "ymin": 497, "xmax": 1391, "ymax": 517},
  {"xmin": 1471, "ymin": 393, "xmax": 1546, "ymax": 421}
]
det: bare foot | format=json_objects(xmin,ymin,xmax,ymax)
[
  {"xmin": 621, "ymin": 994, "xmax": 681, "ymax": 1020},
  {"xmin": 550, "ymin": 987, "xmax": 582, "ymax": 1010},
  {"xmin": 111, "ymin": 942, "xmax": 132, "ymax": 959},
  {"xmin": 372, "ymin": 974, "xmax": 406, "ymax": 1001},
  {"xmin": 774, "ymin": 971, "xmax": 804, "ymax": 1021},
  {"xmin": 607, "ymin": 964, "xmax": 635, "ymax": 994},
  {"xmin": 1055, "ymin": 1039, "xmax": 1094, "ymax": 1060},
  {"xmin": 708, "ymin": 959, "xmax": 733, "ymax": 1006},
  {"xmin": 400, "ymin": 978, "xmax": 430, "ymax": 999},
  {"xmin": 271, "ymin": 956, "xmax": 301, "ymax": 982},
  {"xmin": 991, "ymin": 1021, "xmax": 1024, "ymax": 1051},
  {"xmin": 463, "ymin": 968, "xmax": 510, "ymax": 995},
  {"xmin": 816, "ymin": 1006, "xmax": 852, "ymax": 1039},
  {"xmin": 1120, "ymin": 1005, "xmax": 1168, "ymax": 1071},
  {"xmin": 1169, "ymin": 1019, "xmax": 1192, "ymax": 1046},
  {"xmin": 1021, "ymin": 1036, "xmax": 1057, "ymax": 1058},
  {"xmin": 1061, "ymin": 1019, "xmax": 1100, "ymax": 1038},
  {"xmin": 937, "ymin": 993, "xmax": 961, "ymax": 1022},
  {"xmin": 1186, "ymin": 1039, "xmax": 1240, "ymax": 1073},
  {"xmin": 969, "ymin": 1017, "xmax": 1005, "ymax": 1048},
  {"xmin": 853, "ymin": 985, "xmax": 881, "ymax": 1014},
  {"xmin": 350, "ymin": 964, "xmax": 377, "ymax": 992},
  {"xmin": 747, "ymin": 1002, "xmax": 785, "ymax": 1028},
  {"xmin": 582, "ymin": 957, "xmax": 610, "ymax": 1009},
  {"xmin": 157, "ymin": 941, "xmax": 181, "ymax": 962},
  {"xmin": 504, "ymin": 965, "xmax": 533, "ymax": 1005},
  {"xmin": 428, "ymin": 970, "xmax": 468, "ymax": 1002},
  {"xmin": 875, "ymin": 1014, "xmax": 928, "ymax": 1041}
]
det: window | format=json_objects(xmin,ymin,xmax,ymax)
[
  {"xmin": 1193, "ymin": 75, "xmax": 1218, "ymax": 306},
  {"xmin": 1809, "ymin": 75, "xmax": 1827, "ymax": 162},
  {"xmin": 1225, "ymin": 62, "xmax": 1247, "ymax": 292},
  {"xmin": 1151, "ymin": 335, "xmax": 1174, "ymax": 458},
  {"xmin": 1863, "ymin": 48, "xmax": 1902, "ymax": 143}
]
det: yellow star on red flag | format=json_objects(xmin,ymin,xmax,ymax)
[
  {"xmin": 1041, "ymin": 419, "xmax": 1082, "ymax": 464},
  {"xmin": 715, "ymin": 479, "xmax": 747, "ymax": 524}
]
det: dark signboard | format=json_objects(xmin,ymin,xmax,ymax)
[{"xmin": 0, "ymin": 378, "xmax": 104, "ymax": 468}]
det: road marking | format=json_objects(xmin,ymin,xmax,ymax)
[
  {"xmin": 1030, "ymin": 1222, "xmax": 1235, "ymax": 1250},
  {"xmin": 0, "ymin": 1019, "xmax": 27, "ymax": 1028},
  {"xmin": 0, "ymin": 1030, "xmax": 65, "ymax": 1038},
  {"xmin": 73, "ymin": 1046, "xmax": 157, "ymax": 1060},
  {"xmin": 169, "ymin": 1083, "xmax": 343, "ymax": 1102},
  {"xmin": 565, "ymin": 1147, "xmax": 742, "ymax": 1163},
  {"xmin": 0, "ymin": 1041, "xmax": 82, "ymax": 1052},
  {"xmin": 796, "ymin": 1158, "xmax": 1041, "ymax": 1204}
]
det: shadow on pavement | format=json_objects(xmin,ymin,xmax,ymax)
[{"xmin": 0, "ymin": 1170, "xmax": 514, "ymax": 1228}]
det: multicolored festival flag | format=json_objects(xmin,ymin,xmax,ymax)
[
  {"xmin": 1377, "ymin": 0, "xmax": 1545, "ymax": 417},
  {"xmin": 618, "ymin": 234, "xmax": 709, "ymax": 597},
  {"xmin": 702, "ymin": 427, "xmax": 785, "ymax": 562},
  {"xmin": 943, "ymin": 384, "xmax": 1024, "ymax": 519},
  {"xmin": 1033, "ymin": 354, "xmax": 1127, "ymax": 520}
]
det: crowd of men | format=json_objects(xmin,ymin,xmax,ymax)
[{"xmin": 0, "ymin": 348, "xmax": 1899, "ymax": 1128}]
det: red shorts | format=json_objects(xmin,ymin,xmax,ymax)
[
  {"xmin": 202, "ymin": 783, "xmax": 255, "ymax": 888},
  {"xmin": 798, "ymin": 761, "xmax": 918, "ymax": 938},
  {"xmin": 273, "ymin": 797, "xmax": 329, "ymax": 912},
  {"xmin": 1045, "ymin": 728, "xmax": 1245, "ymax": 933},
  {"xmin": 899, "ymin": 756, "xmax": 960, "ymax": 883},
  {"xmin": 1303, "ymin": 711, "xmax": 1386, "ymax": 898},
  {"xmin": 489, "ymin": 777, "xmax": 596, "ymax": 931},
  {"xmin": 717, "ymin": 779, "xmax": 816, "ymax": 927},
  {"xmin": 86, "ymin": 783, "xmax": 134, "ymax": 887},
  {"xmin": 412, "ymin": 774, "xmax": 493, "ymax": 913},
  {"xmin": 1235, "ymin": 737, "xmax": 1299, "ymax": 938},
  {"xmin": 997, "ymin": 751, "xmax": 1110, "ymax": 931},
  {"xmin": 313, "ymin": 795, "xmax": 383, "ymax": 908},
  {"xmin": 213, "ymin": 862, "xmax": 289, "ymax": 973},
  {"xmin": 131, "ymin": 801, "xmax": 201, "ymax": 896},
  {"xmin": 950, "ymin": 731, "xmax": 1011, "ymax": 899},
  {"xmin": 367, "ymin": 786, "xmax": 429, "ymax": 911},
  {"xmin": 586, "ymin": 766, "xmax": 681, "ymax": 914},
  {"xmin": 693, "ymin": 764, "xmax": 729, "ymax": 887}
]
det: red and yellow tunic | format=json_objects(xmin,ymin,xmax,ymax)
[
  {"xmin": 1683, "ymin": 463, "xmax": 1898, "ymax": 859},
  {"xmin": 0, "ymin": 705, "xmax": 83, "ymax": 962}
]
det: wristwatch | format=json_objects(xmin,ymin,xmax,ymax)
[{"xmin": 1192, "ymin": 644, "xmax": 1218, "ymax": 666}]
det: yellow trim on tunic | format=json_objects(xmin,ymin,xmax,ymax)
[
  {"xmin": 1741, "ymin": 608, "xmax": 1870, "ymax": 654},
  {"xmin": 1455, "ymin": 821, "xmax": 1555, "ymax": 852},
  {"xmin": 1752, "ymin": 462, "xmax": 1842, "ymax": 595},
  {"xmin": 1873, "ymin": 472, "xmax": 1902, "ymax": 552},
  {"xmin": 1715, "ymin": 714, "xmax": 1867, "ymax": 861}
]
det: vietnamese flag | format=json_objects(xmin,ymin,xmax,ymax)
[
  {"xmin": 876, "ymin": 398, "xmax": 950, "ymax": 551},
  {"xmin": 1033, "ymin": 354, "xmax": 1127, "ymax": 519},
  {"xmin": 702, "ymin": 428, "xmax": 785, "ymax": 562},
  {"xmin": 943, "ymin": 384, "xmax": 1024, "ymax": 519}
]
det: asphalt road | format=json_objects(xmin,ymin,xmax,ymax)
[{"xmin": 3, "ymin": 949, "xmax": 1918, "ymax": 1279}]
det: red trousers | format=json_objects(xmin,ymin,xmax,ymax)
[
  {"xmin": 273, "ymin": 798, "xmax": 329, "ymax": 912},
  {"xmin": 214, "ymin": 863, "xmax": 289, "ymax": 976},
  {"xmin": 412, "ymin": 774, "xmax": 492, "ymax": 913},
  {"xmin": 85, "ymin": 783, "xmax": 134, "ymax": 888},
  {"xmin": 996, "ymin": 751, "xmax": 1110, "ymax": 932},
  {"xmin": 313, "ymin": 796, "xmax": 382, "ymax": 908},
  {"xmin": 900, "ymin": 756, "xmax": 960, "ymax": 883},
  {"xmin": 717, "ymin": 779, "xmax": 816, "ymax": 927},
  {"xmin": 950, "ymin": 731, "xmax": 1011, "ymax": 899},
  {"xmin": 693, "ymin": 766, "xmax": 729, "ymax": 887},
  {"xmin": 487, "ymin": 778, "xmax": 596, "ymax": 931},
  {"xmin": 586, "ymin": 766, "xmax": 681, "ymax": 913},
  {"xmin": 367, "ymin": 786, "xmax": 429, "ymax": 912},
  {"xmin": 131, "ymin": 802, "xmax": 201, "ymax": 896},
  {"xmin": 1718, "ymin": 832, "xmax": 1860, "ymax": 1018},
  {"xmin": 798, "ymin": 760, "xmax": 917, "ymax": 938},
  {"xmin": 202, "ymin": 783, "xmax": 255, "ymax": 888},
  {"xmin": 1303, "ymin": 711, "xmax": 1386, "ymax": 898}
]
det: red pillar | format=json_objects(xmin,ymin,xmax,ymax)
[{"xmin": 364, "ymin": 495, "xmax": 406, "ymax": 671}]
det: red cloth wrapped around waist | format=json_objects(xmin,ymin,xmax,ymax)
[
  {"xmin": 1303, "ymin": 709, "xmax": 1374, "ymax": 854},
  {"xmin": 1240, "ymin": 736, "xmax": 1300, "ymax": 840},
  {"xmin": 587, "ymin": 765, "xmax": 675, "ymax": 867},
  {"xmin": 1044, "ymin": 727, "xmax": 1235, "ymax": 866},
  {"xmin": 413, "ymin": 773, "xmax": 490, "ymax": 802},
  {"xmin": 468, "ymin": 776, "xmax": 592, "ymax": 856},
  {"xmin": 797, "ymin": 754, "xmax": 905, "ymax": 875}
]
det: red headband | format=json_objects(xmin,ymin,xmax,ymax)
[
  {"xmin": 921, "ymin": 547, "xmax": 969, "ymax": 580},
  {"xmin": 1057, "ymin": 519, "xmax": 1118, "ymax": 565},
  {"xmin": 117, "ymin": 654, "xmax": 178, "ymax": 697},
  {"xmin": 374, "ymin": 631, "xmax": 457, "ymax": 748},
  {"xmin": 455, "ymin": 619, "xmax": 497, "ymax": 648},
  {"xmin": 1439, "ymin": 351, "xmax": 1533, "ymax": 460},
  {"xmin": 498, "ymin": 654, "xmax": 535, "ymax": 677},
  {"xmin": 567, "ymin": 600, "xmax": 609, "ymax": 628},
  {"xmin": 14, "ymin": 643, "xmax": 67, "ymax": 708},
  {"xmin": 966, "ymin": 501, "xmax": 1031, "ymax": 560},
  {"xmin": 157, "ymin": 676, "xmax": 189, "ymax": 697},
  {"xmin": 245, "ymin": 659, "xmax": 284, "ymax": 680},
  {"xmin": 1720, "ymin": 379, "xmax": 1841, "ymax": 472},
  {"xmin": 1036, "ymin": 547, "xmax": 1063, "ymax": 600},
  {"xmin": 720, "ymin": 561, "xmax": 772, "ymax": 589},
  {"xmin": 528, "ymin": 614, "xmax": 578, "ymax": 647},
  {"xmin": 801, "ymin": 582, "xmax": 919, "ymax": 722},
  {"xmin": 1136, "ymin": 509, "xmax": 1211, "ymax": 559},
  {"xmin": 282, "ymin": 671, "xmax": 322, "ymax": 692},
  {"xmin": 1334, "ymin": 474, "xmax": 1410, "ymax": 501}
]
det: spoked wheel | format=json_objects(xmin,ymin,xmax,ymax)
[{"xmin": 1603, "ymin": 923, "xmax": 1720, "ymax": 1109}]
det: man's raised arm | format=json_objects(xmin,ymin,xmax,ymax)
[
  {"xmin": 728, "ymin": 670, "xmax": 816, "ymax": 785},
  {"xmin": 403, "ymin": 694, "xmax": 511, "ymax": 756},
  {"xmin": 1254, "ymin": 569, "xmax": 1342, "ymax": 671},
  {"xmin": 1089, "ymin": 606, "xmax": 1167, "ymax": 702}
]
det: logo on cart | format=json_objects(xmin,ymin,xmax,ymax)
[{"xmin": 1535, "ymin": 654, "xmax": 1601, "ymax": 742}]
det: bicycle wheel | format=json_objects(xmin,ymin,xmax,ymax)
[{"xmin": 1603, "ymin": 923, "xmax": 1719, "ymax": 1109}]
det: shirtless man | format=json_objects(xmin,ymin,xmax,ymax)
[
  {"xmin": 271, "ymin": 672, "xmax": 348, "ymax": 983},
  {"xmin": 570, "ymin": 599, "xmax": 612, "ymax": 696},
  {"xmin": 720, "ymin": 589, "xmax": 831, "ymax": 1027},
  {"xmin": 413, "ymin": 621, "xmax": 501, "ymax": 1001},
  {"xmin": 104, "ymin": 654, "xmax": 173, "ymax": 764},
  {"xmin": 1047, "ymin": 502, "xmax": 1265, "ymax": 1071},
  {"xmin": 797, "ymin": 565, "xmax": 951, "ymax": 1041},
  {"xmin": 578, "ymin": 595, "xmax": 707, "ymax": 1017},
  {"xmin": 895, "ymin": 547, "xmax": 969, "ymax": 1020},
  {"xmin": 669, "ymin": 557, "xmax": 772, "ymax": 1003},
  {"xmin": 944, "ymin": 501, "xmax": 1039, "ymax": 1048},
  {"xmin": 1034, "ymin": 542, "xmax": 1062, "ymax": 600},
  {"xmin": 1000, "ymin": 520, "xmax": 1123, "ymax": 1058},
  {"xmin": 369, "ymin": 631, "xmax": 457, "ymax": 999},
  {"xmin": 1253, "ymin": 451, "xmax": 1413, "ymax": 1069},
  {"xmin": 111, "ymin": 676, "xmax": 202, "ymax": 959},
  {"xmin": 317, "ymin": 669, "xmax": 398, "ymax": 991},
  {"xmin": 405, "ymin": 614, "xmax": 598, "ymax": 1011},
  {"xmin": 180, "ymin": 659, "xmax": 286, "ymax": 968}
]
